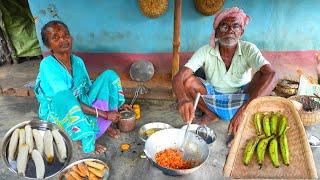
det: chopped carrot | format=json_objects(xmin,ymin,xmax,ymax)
[{"xmin": 155, "ymin": 148, "xmax": 194, "ymax": 169}]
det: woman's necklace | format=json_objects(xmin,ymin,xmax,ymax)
[{"xmin": 52, "ymin": 55, "xmax": 72, "ymax": 75}]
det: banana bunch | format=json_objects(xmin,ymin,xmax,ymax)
[{"xmin": 242, "ymin": 111, "xmax": 290, "ymax": 168}]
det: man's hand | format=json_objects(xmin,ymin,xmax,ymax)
[
  {"xmin": 178, "ymin": 98, "xmax": 195, "ymax": 124},
  {"xmin": 228, "ymin": 104, "xmax": 247, "ymax": 134}
]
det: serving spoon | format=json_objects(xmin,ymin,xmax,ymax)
[{"xmin": 181, "ymin": 92, "xmax": 201, "ymax": 153}]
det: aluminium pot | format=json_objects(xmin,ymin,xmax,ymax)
[{"xmin": 144, "ymin": 128, "xmax": 209, "ymax": 176}]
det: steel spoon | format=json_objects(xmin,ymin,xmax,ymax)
[{"xmin": 181, "ymin": 92, "xmax": 201, "ymax": 152}]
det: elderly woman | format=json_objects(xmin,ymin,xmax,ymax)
[
  {"xmin": 172, "ymin": 7, "xmax": 277, "ymax": 140},
  {"xmin": 34, "ymin": 20, "xmax": 128, "ymax": 154}
]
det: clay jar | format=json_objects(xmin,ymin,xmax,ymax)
[{"xmin": 118, "ymin": 110, "xmax": 136, "ymax": 132}]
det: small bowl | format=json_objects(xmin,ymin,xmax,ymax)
[
  {"xmin": 308, "ymin": 134, "xmax": 320, "ymax": 151},
  {"xmin": 1, "ymin": 120, "xmax": 73, "ymax": 179},
  {"xmin": 181, "ymin": 124, "xmax": 217, "ymax": 145},
  {"xmin": 58, "ymin": 158, "xmax": 109, "ymax": 180},
  {"xmin": 139, "ymin": 122, "xmax": 174, "ymax": 142}
]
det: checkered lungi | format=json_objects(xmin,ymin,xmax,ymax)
[{"xmin": 200, "ymin": 79, "xmax": 249, "ymax": 121}]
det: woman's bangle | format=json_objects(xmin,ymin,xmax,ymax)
[{"xmin": 95, "ymin": 107, "xmax": 99, "ymax": 118}]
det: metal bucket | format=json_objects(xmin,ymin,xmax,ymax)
[
  {"xmin": 144, "ymin": 128, "xmax": 209, "ymax": 176},
  {"xmin": 118, "ymin": 110, "xmax": 136, "ymax": 132}
]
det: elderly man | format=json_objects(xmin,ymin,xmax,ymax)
[{"xmin": 172, "ymin": 7, "xmax": 277, "ymax": 137}]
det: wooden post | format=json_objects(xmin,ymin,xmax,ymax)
[{"xmin": 171, "ymin": 0, "xmax": 182, "ymax": 80}]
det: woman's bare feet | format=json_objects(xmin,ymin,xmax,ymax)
[
  {"xmin": 107, "ymin": 126, "xmax": 121, "ymax": 139},
  {"xmin": 95, "ymin": 144, "xmax": 107, "ymax": 154},
  {"xmin": 76, "ymin": 142, "xmax": 107, "ymax": 155}
]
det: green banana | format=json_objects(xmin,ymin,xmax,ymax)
[
  {"xmin": 279, "ymin": 128, "xmax": 290, "ymax": 166},
  {"xmin": 254, "ymin": 112, "xmax": 263, "ymax": 135},
  {"xmin": 269, "ymin": 138, "xmax": 280, "ymax": 168},
  {"xmin": 256, "ymin": 135, "xmax": 274, "ymax": 166},
  {"xmin": 278, "ymin": 115, "xmax": 287, "ymax": 136},
  {"xmin": 263, "ymin": 112, "xmax": 272, "ymax": 116},
  {"xmin": 243, "ymin": 135, "xmax": 265, "ymax": 165},
  {"xmin": 262, "ymin": 115, "xmax": 271, "ymax": 137},
  {"xmin": 270, "ymin": 113, "xmax": 279, "ymax": 135}
]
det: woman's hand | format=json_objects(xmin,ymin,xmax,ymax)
[
  {"xmin": 100, "ymin": 111, "xmax": 120, "ymax": 123},
  {"xmin": 120, "ymin": 104, "xmax": 132, "ymax": 111}
]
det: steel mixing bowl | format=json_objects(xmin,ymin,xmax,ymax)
[
  {"xmin": 1, "ymin": 120, "xmax": 73, "ymax": 179},
  {"xmin": 144, "ymin": 128, "xmax": 209, "ymax": 176}
]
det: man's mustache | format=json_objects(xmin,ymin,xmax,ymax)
[{"xmin": 222, "ymin": 34, "xmax": 236, "ymax": 38}]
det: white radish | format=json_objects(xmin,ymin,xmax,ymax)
[
  {"xmin": 52, "ymin": 129, "xmax": 67, "ymax": 162},
  {"xmin": 25, "ymin": 125, "xmax": 34, "ymax": 154},
  {"xmin": 32, "ymin": 149, "xmax": 45, "ymax": 179},
  {"xmin": 8, "ymin": 129, "xmax": 19, "ymax": 161},
  {"xmin": 16, "ymin": 144, "xmax": 29, "ymax": 176},
  {"xmin": 18, "ymin": 129, "xmax": 26, "ymax": 147},
  {"xmin": 43, "ymin": 130, "xmax": 54, "ymax": 163},
  {"xmin": 32, "ymin": 129, "xmax": 44, "ymax": 156}
]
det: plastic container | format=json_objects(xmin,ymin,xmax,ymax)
[{"xmin": 133, "ymin": 104, "xmax": 141, "ymax": 120}]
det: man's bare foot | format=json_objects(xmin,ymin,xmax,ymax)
[
  {"xmin": 194, "ymin": 114, "xmax": 219, "ymax": 125},
  {"xmin": 226, "ymin": 133, "xmax": 234, "ymax": 148},
  {"xmin": 107, "ymin": 126, "xmax": 121, "ymax": 139},
  {"xmin": 76, "ymin": 142, "xmax": 107, "ymax": 155}
]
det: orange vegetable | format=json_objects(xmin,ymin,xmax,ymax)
[
  {"xmin": 120, "ymin": 143, "xmax": 130, "ymax": 151},
  {"xmin": 155, "ymin": 148, "xmax": 194, "ymax": 169}
]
